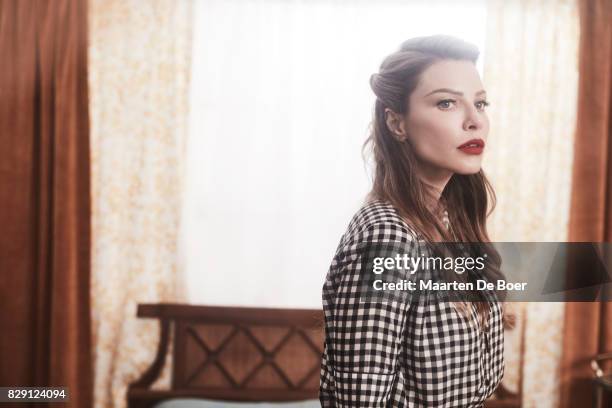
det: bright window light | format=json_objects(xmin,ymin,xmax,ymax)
[{"xmin": 182, "ymin": 0, "xmax": 488, "ymax": 307}]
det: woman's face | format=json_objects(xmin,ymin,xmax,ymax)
[{"xmin": 403, "ymin": 59, "xmax": 489, "ymax": 184}]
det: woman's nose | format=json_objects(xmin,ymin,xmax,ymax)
[{"xmin": 463, "ymin": 107, "xmax": 483, "ymax": 131}]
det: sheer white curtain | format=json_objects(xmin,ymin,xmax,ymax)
[{"xmin": 183, "ymin": 0, "xmax": 487, "ymax": 308}]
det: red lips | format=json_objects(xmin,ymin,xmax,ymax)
[{"xmin": 458, "ymin": 138, "xmax": 485, "ymax": 155}]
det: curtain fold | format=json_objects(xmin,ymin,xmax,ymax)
[
  {"xmin": 560, "ymin": 0, "xmax": 612, "ymax": 406},
  {"xmin": 0, "ymin": 0, "xmax": 92, "ymax": 406}
]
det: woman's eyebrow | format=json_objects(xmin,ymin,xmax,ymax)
[{"xmin": 424, "ymin": 88, "xmax": 487, "ymax": 97}]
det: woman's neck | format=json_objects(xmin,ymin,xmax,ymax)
[{"xmin": 415, "ymin": 162, "xmax": 453, "ymax": 210}]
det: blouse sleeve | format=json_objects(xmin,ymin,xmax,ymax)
[{"xmin": 320, "ymin": 221, "xmax": 417, "ymax": 407}]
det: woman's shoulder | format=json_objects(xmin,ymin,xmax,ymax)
[{"xmin": 343, "ymin": 199, "xmax": 419, "ymax": 244}]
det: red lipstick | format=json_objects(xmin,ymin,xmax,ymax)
[{"xmin": 458, "ymin": 138, "xmax": 485, "ymax": 155}]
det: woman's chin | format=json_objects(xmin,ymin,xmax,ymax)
[{"xmin": 453, "ymin": 164, "xmax": 482, "ymax": 175}]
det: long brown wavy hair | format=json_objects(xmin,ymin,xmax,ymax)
[{"xmin": 363, "ymin": 35, "xmax": 510, "ymax": 330}]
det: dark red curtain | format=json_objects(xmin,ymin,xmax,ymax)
[
  {"xmin": 0, "ymin": 0, "xmax": 92, "ymax": 406},
  {"xmin": 560, "ymin": 0, "xmax": 612, "ymax": 407}
]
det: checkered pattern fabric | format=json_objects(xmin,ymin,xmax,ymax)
[{"xmin": 319, "ymin": 200, "xmax": 504, "ymax": 407}]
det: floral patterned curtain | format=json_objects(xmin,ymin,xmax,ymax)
[
  {"xmin": 88, "ymin": 1, "xmax": 193, "ymax": 406},
  {"xmin": 483, "ymin": 0, "xmax": 580, "ymax": 407}
]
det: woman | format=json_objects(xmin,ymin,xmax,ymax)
[{"xmin": 319, "ymin": 35, "xmax": 507, "ymax": 407}]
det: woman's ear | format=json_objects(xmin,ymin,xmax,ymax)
[{"xmin": 384, "ymin": 108, "xmax": 407, "ymax": 142}]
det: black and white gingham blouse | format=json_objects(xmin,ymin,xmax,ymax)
[{"xmin": 319, "ymin": 200, "xmax": 504, "ymax": 407}]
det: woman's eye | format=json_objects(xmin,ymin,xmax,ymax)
[
  {"xmin": 475, "ymin": 100, "xmax": 490, "ymax": 111},
  {"xmin": 437, "ymin": 99, "xmax": 455, "ymax": 110}
]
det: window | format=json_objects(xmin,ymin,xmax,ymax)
[{"xmin": 182, "ymin": 0, "xmax": 488, "ymax": 307}]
